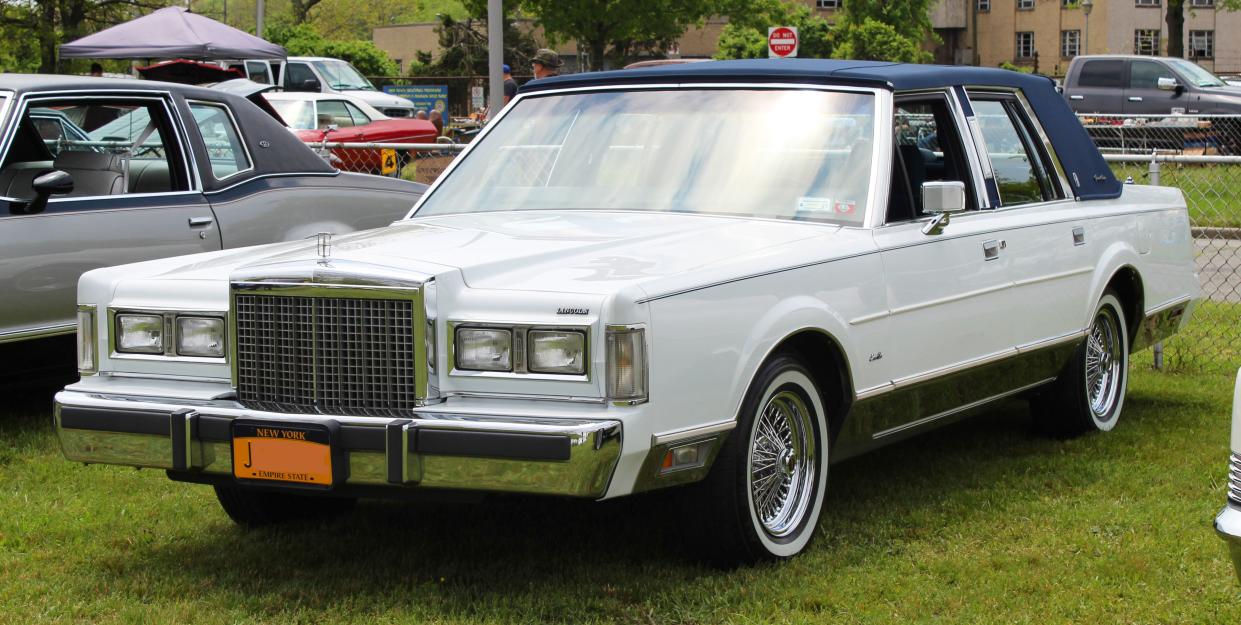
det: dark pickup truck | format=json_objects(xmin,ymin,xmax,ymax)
[{"xmin": 1063, "ymin": 54, "xmax": 1241, "ymax": 115}]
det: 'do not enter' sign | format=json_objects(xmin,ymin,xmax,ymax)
[{"xmin": 768, "ymin": 26, "xmax": 799, "ymax": 58}]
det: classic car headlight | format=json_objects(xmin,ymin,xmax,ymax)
[
  {"xmin": 456, "ymin": 328, "xmax": 513, "ymax": 371},
  {"xmin": 76, "ymin": 306, "xmax": 96, "ymax": 374},
  {"xmin": 607, "ymin": 326, "xmax": 647, "ymax": 404},
  {"xmin": 115, "ymin": 313, "xmax": 164, "ymax": 354},
  {"xmin": 176, "ymin": 316, "xmax": 225, "ymax": 358},
  {"xmin": 528, "ymin": 330, "xmax": 586, "ymax": 375}
]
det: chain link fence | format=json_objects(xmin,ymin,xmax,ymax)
[{"xmin": 1080, "ymin": 114, "xmax": 1241, "ymax": 373}]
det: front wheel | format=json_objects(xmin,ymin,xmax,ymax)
[
  {"xmin": 1035, "ymin": 291, "xmax": 1130, "ymax": 437},
  {"xmin": 684, "ymin": 354, "xmax": 829, "ymax": 565}
]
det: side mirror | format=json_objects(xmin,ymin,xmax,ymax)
[
  {"xmin": 21, "ymin": 170, "xmax": 73, "ymax": 215},
  {"xmin": 298, "ymin": 78, "xmax": 322, "ymax": 92},
  {"xmin": 921, "ymin": 181, "xmax": 966, "ymax": 235},
  {"xmin": 1157, "ymin": 77, "xmax": 1184, "ymax": 95}
]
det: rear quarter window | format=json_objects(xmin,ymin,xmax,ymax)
[{"xmin": 1078, "ymin": 60, "xmax": 1125, "ymax": 88}]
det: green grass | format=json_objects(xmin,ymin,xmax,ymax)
[
  {"xmin": 3, "ymin": 369, "xmax": 1240, "ymax": 623},
  {"xmin": 1159, "ymin": 301, "xmax": 1241, "ymax": 373},
  {"xmin": 1110, "ymin": 162, "xmax": 1241, "ymax": 228}
]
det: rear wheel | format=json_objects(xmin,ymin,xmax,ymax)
[
  {"xmin": 684, "ymin": 354, "xmax": 829, "ymax": 565},
  {"xmin": 1035, "ymin": 291, "xmax": 1130, "ymax": 437},
  {"xmin": 213, "ymin": 485, "xmax": 356, "ymax": 526}
]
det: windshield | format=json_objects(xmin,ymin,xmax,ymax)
[
  {"xmin": 312, "ymin": 60, "xmax": 375, "ymax": 91},
  {"xmin": 413, "ymin": 89, "xmax": 876, "ymax": 225},
  {"xmin": 1168, "ymin": 58, "xmax": 1225, "ymax": 87},
  {"xmin": 268, "ymin": 99, "xmax": 315, "ymax": 130}
]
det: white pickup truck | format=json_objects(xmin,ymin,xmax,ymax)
[{"xmin": 227, "ymin": 56, "xmax": 416, "ymax": 118}]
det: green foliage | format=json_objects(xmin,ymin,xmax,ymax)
[
  {"xmin": 265, "ymin": 22, "xmax": 398, "ymax": 76},
  {"xmin": 406, "ymin": 12, "xmax": 537, "ymax": 77},
  {"xmin": 832, "ymin": 18, "xmax": 930, "ymax": 63},
  {"xmin": 998, "ymin": 60, "xmax": 1034, "ymax": 73},
  {"xmin": 521, "ymin": 0, "xmax": 715, "ymax": 70},
  {"xmin": 834, "ymin": 0, "xmax": 936, "ymax": 44},
  {"xmin": 715, "ymin": 0, "xmax": 833, "ymax": 60}
]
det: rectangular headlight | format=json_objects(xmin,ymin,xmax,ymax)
[
  {"xmin": 116, "ymin": 314, "xmax": 164, "ymax": 354},
  {"xmin": 528, "ymin": 330, "xmax": 586, "ymax": 375},
  {"xmin": 176, "ymin": 316, "xmax": 225, "ymax": 358},
  {"xmin": 606, "ymin": 326, "xmax": 647, "ymax": 404},
  {"xmin": 456, "ymin": 327, "xmax": 512, "ymax": 371},
  {"xmin": 76, "ymin": 306, "xmax": 96, "ymax": 374}
]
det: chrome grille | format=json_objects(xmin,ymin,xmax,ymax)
[
  {"xmin": 1230, "ymin": 453, "xmax": 1241, "ymax": 505},
  {"xmin": 235, "ymin": 293, "xmax": 418, "ymax": 417}
]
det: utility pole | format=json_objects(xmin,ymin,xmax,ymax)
[
  {"xmin": 257, "ymin": 0, "xmax": 266, "ymax": 38},
  {"xmin": 487, "ymin": 0, "xmax": 503, "ymax": 120}
]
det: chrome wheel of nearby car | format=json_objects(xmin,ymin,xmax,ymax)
[
  {"xmin": 748, "ymin": 389, "xmax": 816, "ymax": 539},
  {"xmin": 1036, "ymin": 291, "xmax": 1130, "ymax": 436},
  {"xmin": 1086, "ymin": 305, "xmax": 1124, "ymax": 422}
]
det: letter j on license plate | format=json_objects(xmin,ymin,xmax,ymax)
[{"xmin": 232, "ymin": 422, "xmax": 333, "ymax": 487}]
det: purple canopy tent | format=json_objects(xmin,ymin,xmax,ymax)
[{"xmin": 59, "ymin": 6, "xmax": 285, "ymax": 60}]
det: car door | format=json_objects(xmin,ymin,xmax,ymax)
[
  {"xmin": 0, "ymin": 93, "xmax": 220, "ymax": 342},
  {"xmin": 965, "ymin": 93, "xmax": 1092, "ymax": 373},
  {"xmin": 1067, "ymin": 58, "xmax": 1126, "ymax": 114},
  {"xmin": 869, "ymin": 92, "xmax": 1017, "ymax": 438},
  {"xmin": 1124, "ymin": 59, "xmax": 1182, "ymax": 114}
]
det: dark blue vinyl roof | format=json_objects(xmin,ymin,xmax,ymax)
[{"xmin": 523, "ymin": 59, "xmax": 1121, "ymax": 201}]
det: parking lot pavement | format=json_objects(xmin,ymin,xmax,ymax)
[{"xmin": 1196, "ymin": 236, "xmax": 1241, "ymax": 303}]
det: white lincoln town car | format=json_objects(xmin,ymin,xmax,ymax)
[{"xmin": 54, "ymin": 60, "xmax": 1200, "ymax": 564}]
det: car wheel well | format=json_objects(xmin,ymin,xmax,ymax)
[
  {"xmin": 770, "ymin": 330, "xmax": 852, "ymax": 441},
  {"xmin": 1104, "ymin": 266, "xmax": 1144, "ymax": 345}
]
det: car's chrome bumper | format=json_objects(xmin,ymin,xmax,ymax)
[
  {"xmin": 54, "ymin": 390, "xmax": 622, "ymax": 498},
  {"xmin": 1216, "ymin": 504, "xmax": 1241, "ymax": 584}
]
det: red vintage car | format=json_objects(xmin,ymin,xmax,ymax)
[{"xmin": 264, "ymin": 92, "xmax": 438, "ymax": 174}]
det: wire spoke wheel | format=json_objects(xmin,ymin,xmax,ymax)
[
  {"xmin": 1085, "ymin": 306, "xmax": 1122, "ymax": 421},
  {"xmin": 748, "ymin": 389, "xmax": 816, "ymax": 539}
]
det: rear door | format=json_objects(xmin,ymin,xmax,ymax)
[
  {"xmin": 1067, "ymin": 58, "xmax": 1126, "ymax": 114},
  {"xmin": 0, "ymin": 93, "xmax": 219, "ymax": 341}
]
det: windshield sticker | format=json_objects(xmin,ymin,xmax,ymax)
[
  {"xmin": 797, "ymin": 197, "xmax": 833, "ymax": 213},
  {"xmin": 834, "ymin": 200, "xmax": 857, "ymax": 215}
]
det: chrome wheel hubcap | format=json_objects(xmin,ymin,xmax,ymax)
[
  {"xmin": 749, "ymin": 389, "xmax": 816, "ymax": 538},
  {"xmin": 1086, "ymin": 308, "xmax": 1122, "ymax": 421}
]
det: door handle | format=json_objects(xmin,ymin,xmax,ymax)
[
  {"xmin": 1128, "ymin": 96, "xmax": 1144, "ymax": 102},
  {"xmin": 188, "ymin": 216, "xmax": 214, "ymax": 227},
  {"xmin": 1072, "ymin": 226, "xmax": 1086, "ymax": 246},
  {"xmin": 1069, "ymin": 95, "xmax": 1084, "ymax": 100},
  {"xmin": 983, "ymin": 239, "xmax": 1003, "ymax": 260}
]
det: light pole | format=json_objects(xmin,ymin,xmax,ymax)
[{"xmin": 1082, "ymin": 0, "xmax": 1093, "ymax": 55}]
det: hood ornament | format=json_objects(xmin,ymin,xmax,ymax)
[{"xmin": 315, "ymin": 231, "xmax": 333, "ymax": 262}]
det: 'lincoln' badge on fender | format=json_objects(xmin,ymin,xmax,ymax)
[{"xmin": 557, "ymin": 307, "xmax": 590, "ymax": 315}]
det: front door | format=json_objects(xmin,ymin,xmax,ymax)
[{"xmin": 1124, "ymin": 59, "xmax": 1183, "ymax": 115}]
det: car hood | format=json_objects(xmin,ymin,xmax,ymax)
[
  {"xmin": 347, "ymin": 90, "xmax": 415, "ymax": 109},
  {"xmin": 138, "ymin": 211, "xmax": 841, "ymax": 297}
]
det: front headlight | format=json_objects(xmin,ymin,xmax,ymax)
[
  {"xmin": 176, "ymin": 317, "xmax": 225, "ymax": 358},
  {"xmin": 116, "ymin": 314, "xmax": 164, "ymax": 354},
  {"xmin": 529, "ymin": 330, "xmax": 586, "ymax": 375},
  {"xmin": 456, "ymin": 328, "xmax": 512, "ymax": 371}
]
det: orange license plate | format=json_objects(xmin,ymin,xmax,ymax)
[{"xmin": 232, "ymin": 422, "xmax": 333, "ymax": 487}]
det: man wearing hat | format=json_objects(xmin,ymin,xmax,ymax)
[
  {"xmin": 503, "ymin": 64, "xmax": 518, "ymax": 105},
  {"xmin": 532, "ymin": 49, "xmax": 563, "ymax": 79}
]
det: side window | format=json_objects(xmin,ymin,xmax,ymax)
[
  {"xmin": 189, "ymin": 102, "xmax": 251, "ymax": 180},
  {"xmin": 888, "ymin": 97, "xmax": 974, "ymax": 223},
  {"xmin": 343, "ymin": 101, "xmax": 371, "ymax": 125},
  {"xmin": 971, "ymin": 99, "xmax": 1057, "ymax": 207},
  {"xmin": 1078, "ymin": 60, "xmax": 1125, "ymax": 88},
  {"xmin": 245, "ymin": 61, "xmax": 272, "ymax": 84},
  {"xmin": 0, "ymin": 99, "xmax": 187, "ymax": 200},
  {"xmin": 1129, "ymin": 60, "xmax": 1175, "ymax": 90},
  {"xmin": 316, "ymin": 100, "xmax": 355, "ymax": 128},
  {"xmin": 285, "ymin": 63, "xmax": 318, "ymax": 89}
]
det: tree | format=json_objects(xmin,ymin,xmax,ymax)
[
  {"xmin": 406, "ymin": 12, "xmax": 536, "ymax": 76},
  {"xmin": 266, "ymin": 21, "xmax": 398, "ymax": 75},
  {"xmin": 521, "ymin": 0, "xmax": 715, "ymax": 70},
  {"xmin": 714, "ymin": 0, "xmax": 833, "ymax": 60},
  {"xmin": 832, "ymin": 17, "xmax": 930, "ymax": 63},
  {"xmin": 0, "ymin": 0, "xmax": 173, "ymax": 74},
  {"xmin": 832, "ymin": 0, "xmax": 934, "ymax": 45},
  {"xmin": 1166, "ymin": 0, "xmax": 1241, "ymax": 58}
]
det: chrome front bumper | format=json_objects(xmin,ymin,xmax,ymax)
[
  {"xmin": 1216, "ymin": 504, "xmax": 1241, "ymax": 584},
  {"xmin": 54, "ymin": 390, "xmax": 622, "ymax": 498}
]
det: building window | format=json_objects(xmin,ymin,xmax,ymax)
[
  {"xmin": 1190, "ymin": 0, "xmax": 1215, "ymax": 7},
  {"xmin": 1016, "ymin": 32, "xmax": 1035, "ymax": 59},
  {"xmin": 1018, "ymin": 0, "xmax": 1034, "ymax": 9},
  {"xmin": 1134, "ymin": 29, "xmax": 1160, "ymax": 55},
  {"xmin": 977, "ymin": 0, "xmax": 990, "ymax": 10},
  {"xmin": 1061, "ymin": 30, "xmax": 1081, "ymax": 58},
  {"xmin": 1062, "ymin": 0, "xmax": 1078, "ymax": 6},
  {"xmin": 816, "ymin": 0, "xmax": 843, "ymax": 8},
  {"xmin": 1189, "ymin": 30, "xmax": 1214, "ymax": 58},
  {"xmin": 1135, "ymin": 0, "xmax": 1160, "ymax": 6}
]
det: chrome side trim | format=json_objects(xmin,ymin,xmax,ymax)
[
  {"xmin": 651, "ymin": 419, "xmax": 736, "ymax": 447},
  {"xmin": 849, "ymin": 309, "xmax": 890, "ymax": 326},
  {"xmin": 1012, "ymin": 266, "xmax": 1093, "ymax": 288},
  {"xmin": 103, "ymin": 372, "xmax": 232, "ymax": 385},
  {"xmin": 0, "ymin": 323, "xmax": 75, "ymax": 344},
  {"xmin": 1145, "ymin": 294, "xmax": 1194, "ymax": 317},
  {"xmin": 888, "ymin": 282, "xmax": 1011, "ymax": 317},
  {"xmin": 872, "ymin": 377, "xmax": 1055, "ymax": 439},
  {"xmin": 443, "ymin": 391, "xmax": 606, "ymax": 405},
  {"xmin": 1017, "ymin": 329, "xmax": 1088, "ymax": 353}
]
